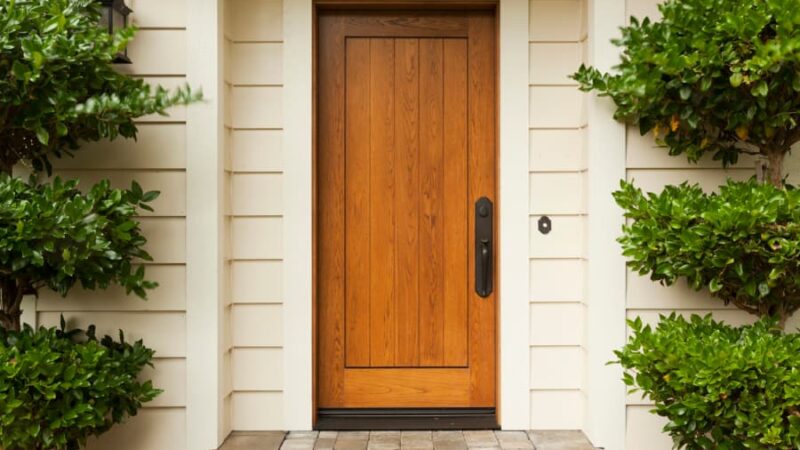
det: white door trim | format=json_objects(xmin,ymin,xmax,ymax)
[
  {"xmin": 281, "ymin": 0, "xmax": 532, "ymax": 430},
  {"xmin": 498, "ymin": 0, "xmax": 531, "ymax": 430},
  {"xmin": 283, "ymin": 0, "xmax": 315, "ymax": 431}
]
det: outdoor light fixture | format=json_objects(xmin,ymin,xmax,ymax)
[{"xmin": 98, "ymin": 0, "xmax": 133, "ymax": 64}]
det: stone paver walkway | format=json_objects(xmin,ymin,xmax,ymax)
[{"xmin": 220, "ymin": 431, "xmax": 596, "ymax": 450}]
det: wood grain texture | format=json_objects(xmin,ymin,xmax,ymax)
[
  {"xmin": 344, "ymin": 38, "xmax": 371, "ymax": 367},
  {"xmin": 394, "ymin": 38, "xmax": 421, "ymax": 367},
  {"xmin": 342, "ymin": 368, "xmax": 471, "ymax": 407},
  {"xmin": 466, "ymin": 12, "xmax": 496, "ymax": 407},
  {"xmin": 418, "ymin": 38, "xmax": 445, "ymax": 367},
  {"xmin": 317, "ymin": 10, "xmax": 496, "ymax": 409},
  {"xmin": 318, "ymin": 14, "xmax": 346, "ymax": 406},
  {"xmin": 442, "ymin": 39, "xmax": 469, "ymax": 367},
  {"xmin": 369, "ymin": 38, "xmax": 397, "ymax": 367}
]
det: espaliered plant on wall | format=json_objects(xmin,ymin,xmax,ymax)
[
  {"xmin": 575, "ymin": 0, "xmax": 800, "ymax": 447},
  {"xmin": 0, "ymin": 0, "xmax": 200, "ymax": 448}
]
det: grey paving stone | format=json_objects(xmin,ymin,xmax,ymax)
[
  {"xmin": 463, "ymin": 431, "xmax": 498, "ymax": 448},
  {"xmin": 335, "ymin": 432, "xmax": 370, "ymax": 450},
  {"xmin": 288, "ymin": 432, "xmax": 320, "ymax": 440},
  {"xmin": 319, "ymin": 432, "xmax": 340, "ymax": 440},
  {"xmin": 315, "ymin": 437, "xmax": 337, "ymax": 450},
  {"xmin": 494, "ymin": 431, "xmax": 533, "ymax": 449},
  {"xmin": 527, "ymin": 431, "xmax": 594, "ymax": 450},
  {"xmin": 433, "ymin": 431, "xmax": 464, "ymax": 442},
  {"xmin": 282, "ymin": 439, "xmax": 317, "ymax": 450},
  {"xmin": 220, "ymin": 432, "xmax": 286, "ymax": 450},
  {"xmin": 335, "ymin": 439, "xmax": 369, "ymax": 450}
]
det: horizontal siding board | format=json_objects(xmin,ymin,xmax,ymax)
[
  {"xmin": 530, "ymin": 87, "xmax": 583, "ymax": 128},
  {"xmin": 232, "ymin": 130, "xmax": 283, "ymax": 172},
  {"xmin": 529, "ymin": 43, "xmax": 581, "ymax": 85},
  {"xmin": 627, "ymin": 0, "xmax": 663, "ymax": 22},
  {"xmin": 141, "ymin": 358, "xmax": 187, "ymax": 407},
  {"xmin": 530, "ymin": 347, "xmax": 583, "ymax": 389},
  {"xmin": 38, "ymin": 312, "xmax": 186, "ymax": 357},
  {"xmin": 627, "ymin": 309, "xmax": 756, "ymax": 329},
  {"xmin": 36, "ymin": 265, "xmax": 185, "ymax": 311},
  {"xmin": 231, "ymin": 43, "xmax": 283, "ymax": 85},
  {"xmin": 530, "ymin": 259, "xmax": 583, "ymax": 302},
  {"xmin": 232, "ymin": 87, "xmax": 283, "ymax": 129},
  {"xmin": 129, "ymin": 0, "xmax": 187, "ymax": 28},
  {"xmin": 119, "ymin": 30, "xmax": 186, "ymax": 76},
  {"xmin": 530, "ymin": 303, "xmax": 584, "ymax": 346},
  {"xmin": 232, "ymin": 348, "xmax": 283, "ymax": 391},
  {"xmin": 626, "ymin": 406, "xmax": 672, "ymax": 450},
  {"xmin": 139, "ymin": 218, "xmax": 186, "ymax": 264},
  {"xmin": 231, "ymin": 304, "xmax": 283, "ymax": 347},
  {"xmin": 530, "ymin": 0, "xmax": 582, "ymax": 42},
  {"xmin": 530, "ymin": 129, "xmax": 583, "ymax": 172},
  {"xmin": 227, "ymin": 0, "xmax": 283, "ymax": 42},
  {"xmin": 529, "ymin": 390, "xmax": 584, "ymax": 429},
  {"xmin": 231, "ymin": 174, "xmax": 283, "ymax": 216},
  {"xmin": 231, "ymin": 218, "xmax": 283, "ymax": 259},
  {"xmin": 627, "ymin": 168, "xmax": 754, "ymax": 193},
  {"xmin": 53, "ymin": 124, "xmax": 186, "ymax": 170},
  {"xmin": 231, "ymin": 392, "xmax": 283, "ymax": 431},
  {"xmin": 530, "ymin": 172, "xmax": 583, "ymax": 214},
  {"xmin": 86, "ymin": 408, "xmax": 186, "ymax": 450},
  {"xmin": 231, "ymin": 261, "xmax": 283, "ymax": 303},
  {"xmin": 626, "ymin": 128, "xmax": 755, "ymax": 169},
  {"xmin": 530, "ymin": 216, "xmax": 583, "ymax": 258},
  {"xmin": 627, "ymin": 272, "xmax": 734, "ymax": 310}
]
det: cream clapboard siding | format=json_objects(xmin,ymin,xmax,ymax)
[
  {"xmin": 225, "ymin": 0, "xmax": 285, "ymax": 431},
  {"xmin": 34, "ymin": 1, "xmax": 189, "ymax": 448},
  {"xmin": 528, "ymin": 0, "xmax": 588, "ymax": 430}
]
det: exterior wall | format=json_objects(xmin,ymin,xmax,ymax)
[
  {"xmin": 34, "ymin": 1, "xmax": 191, "ymax": 448},
  {"xmin": 528, "ymin": 0, "xmax": 589, "ymax": 430},
  {"xmin": 225, "ymin": 0, "xmax": 286, "ymax": 431}
]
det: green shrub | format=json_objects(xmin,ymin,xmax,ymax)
[
  {"xmin": 0, "ymin": 0, "xmax": 200, "ymax": 174},
  {"xmin": 615, "ymin": 179, "xmax": 800, "ymax": 327},
  {"xmin": 573, "ymin": 0, "xmax": 800, "ymax": 186},
  {"xmin": 0, "ymin": 175, "xmax": 158, "ymax": 331},
  {"xmin": 0, "ymin": 321, "xmax": 160, "ymax": 450},
  {"xmin": 619, "ymin": 314, "xmax": 800, "ymax": 449}
]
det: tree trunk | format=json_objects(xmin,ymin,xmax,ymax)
[
  {"xmin": 1, "ymin": 280, "xmax": 23, "ymax": 332},
  {"xmin": 766, "ymin": 149, "xmax": 786, "ymax": 188}
]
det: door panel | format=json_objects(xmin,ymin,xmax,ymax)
[{"xmin": 318, "ymin": 10, "xmax": 496, "ymax": 409}]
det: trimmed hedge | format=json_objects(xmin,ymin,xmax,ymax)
[
  {"xmin": 0, "ymin": 321, "xmax": 160, "ymax": 450},
  {"xmin": 619, "ymin": 314, "xmax": 800, "ymax": 449}
]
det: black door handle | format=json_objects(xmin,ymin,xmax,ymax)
[{"xmin": 475, "ymin": 197, "xmax": 493, "ymax": 298}]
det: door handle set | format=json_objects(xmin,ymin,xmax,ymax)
[{"xmin": 475, "ymin": 197, "xmax": 493, "ymax": 298}]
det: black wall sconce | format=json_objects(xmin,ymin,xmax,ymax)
[{"xmin": 99, "ymin": 0, "xmax": 133, "ymax": 64}]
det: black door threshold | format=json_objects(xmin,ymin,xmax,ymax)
[{"xmin": 315, "ymin": 408, "xmax": 499, "ymax": 430}]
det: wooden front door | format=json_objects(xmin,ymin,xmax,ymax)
[{"xmin": 317, "ymin": 9, "xmax": 496, "ymax": 411}]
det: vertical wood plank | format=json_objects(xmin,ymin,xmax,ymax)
[
  {"xmin": 394, "ymin": 39, "xmax": 421, "ymax": 367},
  {"xmin": 442, "ymin": 39, "xmax": 469, "ymax": 367},
  {"xmin": 317, "ymin": 15, "xmax": 346, "ymax": 406},
  {"xmin": 467, "ymin": 12, "xmax": 497, "ymax": 406},
  {"xmin": 369, "ymin": 38, "xmax": 397, "ymax": 367},
  {"xmin": 419, "ymin": 38, "xmax": 445, "ymax": 367},
  {"xmin": 344, "ymin": 38, "xmax": 371, "ymax": 367}
]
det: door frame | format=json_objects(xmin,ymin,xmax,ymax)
[{"xmin": 282, "ymin": 0, "xmax": 531, "ymax": 430}]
